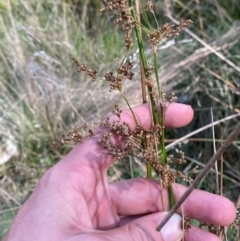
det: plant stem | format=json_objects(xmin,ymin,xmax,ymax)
[
  {"xmin": 122, "ymin": 93, "xmax": 139, "ymax": 126},
  {"xmin": 168, "ymin": 185, "xmax": 175, "ymax": 207},
  {"xmin": 134, "ymin": 0, "xmax": 152, "ymax": 178},
  {"xmin": 129, "ymin": 0, "xmax": 175, "ymax": 207},
  {"xmin": 129, "ymin": 0, "xmax": 159, "ymax": 126},
  {"xmin": 154, "ymin": 53, "xmax": 161, "ymax": 96}
]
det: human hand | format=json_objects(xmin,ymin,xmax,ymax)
[{"xmin": 3, "ymin": 103, "xmax": 236, "ymax": 241}]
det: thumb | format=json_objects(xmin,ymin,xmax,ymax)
[{"xmin": 105, "ymin": 212, "xmax": 183, "ymax": 241}]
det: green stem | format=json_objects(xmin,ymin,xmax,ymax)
[
  {"xmin": 154, "ymin": 53, "xmax": 161, "ymax": 97},
  {"xmin": 129, "ymin": 0, "xmax": 147, "ymax": 70},
  {"xmin": 160, "ymin": 107, "xmax": 166, "ymax": 164},
  {"xmin": 168, "ymin": 185, "xmax": 175, "ymax": 208},
  {"xmin": 129, "ymin": 0, "xmax": 159, "ymax": 126},
  {"xmin": 139, "ymin": 0, "xmax": 152, "ymax": 30},
  {"xmin": 129, "ymin": 0, "xmax": 175, "ymax": 208},
  {"xmin": 117, "ymin": 49, "xmax": 130, "ymax": 80},
  {"xmin": 122, "ymin": 93, "xmax": 139, "ymax": 126},
  {"xmin": 147, "ymin": 164, "xmax": 152, "ymax": 178}
]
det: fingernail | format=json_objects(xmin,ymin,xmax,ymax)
[{"xmin": 160, "ymin": 213, "xmax": 183, "ymax": 241}]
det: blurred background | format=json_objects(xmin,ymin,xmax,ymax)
[{"xmin": 0, "ymin": 0, "xmax": 240, "ymax": 239}]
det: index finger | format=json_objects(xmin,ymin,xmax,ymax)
[
  {"xmin": 109, "ymin": 178, "xmax": 236, "ymax": 226},
  {"xmin": 109, "ymin": 102, "xmax": 194, "ymax": 129}
]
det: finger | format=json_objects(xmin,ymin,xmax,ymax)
[
  {"xmin": 184, "ymin": 225, "xmax": 223, "ymax": 241},
  {"xmin": 108, "ymin": 102, "xmax": 194, "ymax": 129},
  {"xmin": 62, "ymin": 103, "xmax": 193, "ymax": 168},
  {"xmin": 109, "ymin": 178, "xmax": 236, "ymax": 226},
  {"xmin": 78, "ymin": 212, "xmax": 183, "ymax": 241}
]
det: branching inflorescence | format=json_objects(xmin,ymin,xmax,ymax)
[{"xmin": 100, "ymin": 0, "xmax": 135, "ymax": 48}]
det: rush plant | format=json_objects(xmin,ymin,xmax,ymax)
[{"xmin": 53, "ymin": 0, "xmax": 240, "ymax": 237}]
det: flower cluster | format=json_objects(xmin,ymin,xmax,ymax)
[
  {"xmin": 181, "ymin": 216, "xmax": 191, "ymax": 231},
  {"xmin": 96, "ymin": 116, "xmax": 194, "ymax": 188},
  {"xmin": 53, "ymin": 109, "xmax": 195, "ymax": 188},
  {"xmin": 52, "ymin": 125, "xmax": 96, "ymax": 146},
  {"xmin": 231, "ymin": 204, "xmax": 240, "ymax": 230},
  {"xmin": 148, "ymin": 20, "xmax": 193, "ymax": 52},
  {"xmin": 71, "ymin": 57, "xmax": 98, "ymax": 81},
  {"xmin": 199, "ymin": 222, "xmax": 222, "ymax": 236},
  {"xmin": 104, "ymin": 61, "xmax": 134, "ymax": 92},
  {"xmin": 100, "ymin": 0, "xmax": 135, "ymax": 48}
]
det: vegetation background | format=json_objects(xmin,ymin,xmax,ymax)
[{"xmin": 0, "ymin": 0, "xmax": 240, "ymax": 239}]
